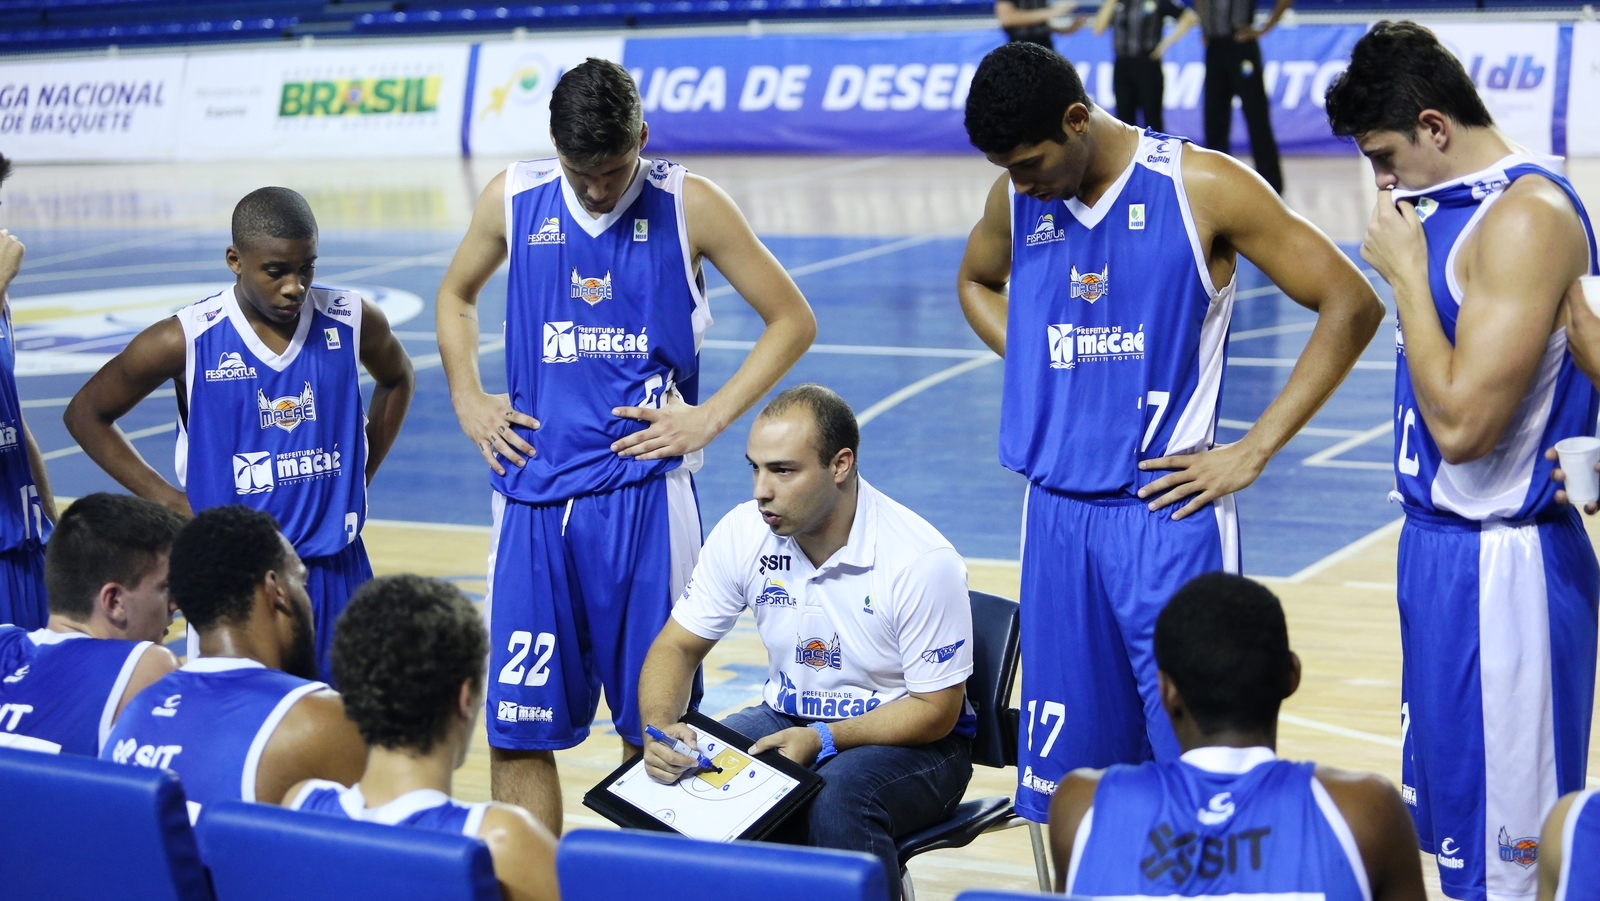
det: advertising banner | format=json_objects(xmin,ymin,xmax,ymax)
[
  {"xmin": 172, "ymin": 43, "xmax": 471, "ymax": 160},
  {"xmin": 468, "ymin": 36, "xmax": 625, "ymax": 159},
  {"xmin": 0, "ymin": 55, "xmax": 186, "ymax": 162},
  {"xmin": 1567, "ymin": 22, "xmax": 1600, "ymax": 156},
  {"xmin": 1428, "ymin": 21, "xmax": 1559, "ymax": 155},
  {"xmin": 623, "ymin": 24, "xmax": 1365, "ymax": 155}
]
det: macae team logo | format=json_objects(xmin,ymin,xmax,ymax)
[
  {"xmin": 257, "ymin": 382, "xmax": 318, "ymax": 433},
  {"xmin": 570, "ymin": 269, "xmax": 612, "ymax": 306},
  {"xmin": 204, "ymin": 352, "xmax": 258, "ymax": 382},
  {"xmin": 754, "ymin": 579, "xmax": 795, "ymax": 607},
  {"xmin": 795, "ymin": 635, "xmax": 843, "ymax": 670},
  {"xmin": 1025, "ymin": 213, "xmax": 1066, "ymax": 246},
  {"xmin": 1499, "ymin": 828, "xmax": 1538, "ymax": 868},
  {"xmin": 233, "ymin": 452, "xmax": 274, "ymax": 494},
  {"xmin": 919, "ymin": 639, "xmax": 966, "ymax": 664},
  {"xmin": 1048, "ymin": 324, "xmax": 1075, "ymax": 369},
  {"xmin": 1070, "ymin": 265, "xmax": 1110, "ymax": 302},
  {"xmin": 528, "ymin": 217, "xmax": 565, "ymax": 245}
]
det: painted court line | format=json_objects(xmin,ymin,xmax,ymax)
[
  {"xmin": 857, "ymin": 355, "xmax": 1001, "ymax": 426},
  {"xmin": 1302, "ymin": 421, "xmax": 1392, "ymax": 469},
  {"xmin": 705, "ymin": 234, "xmax": 941, "ymax": 300},
  {"xmin": 21, "ymin": 230, "xmax": 215, "ymax": 269},
  {"xmin": 1279, "ymin": 713, "xmax": 1403, "ymax": 749},
  {"xmin": 41, "ymin": 420, "xmax": 174, "ymax": 461},
  {"xmin": 1230, "ymin": 357, "xmax": 1396, "ymax": 371}
]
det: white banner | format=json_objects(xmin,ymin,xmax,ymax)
[
  {"xmin": 172, "ymin": 43, "xmax": 472, "ymax": 160},
  {"xmin": 1427, "ymin": 21, "xmax": 1558, "ymax": 155},
  {"xmin": 467, "ymin": 37, "xmax": 625, "ymax": 159},
  {"xmin": 0, "ymin": 56, "xmax": 186, "ymax": 162},
  {"xmin": 1567, "ymin": 22, "xmax": 1600, "ymax": 156}
]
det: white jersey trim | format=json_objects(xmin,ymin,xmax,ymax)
[
  {"xmin": 502, "ymin": 159, "xmax": 563, "ymax": 257},
  {"xmin": 99, "ymin": 640, "xmax": 154, "ymax": 754},
  {"xmin": 293, "ymin": 781, "xmax": 490, "ymax": 838},
  {"xmin": 1065, "ymin": 148, "xmax": 1137, "ymax": 230},
  {"xmin": 1213, "ymin": 493, "xmax": 1240, "ymax": 574},
  {"xmin": 483, "ymin": 490, "xmax": 508, "ymax": 633},
  {"xmin": 26, "ymin": 628, "xmax": 88, "ymax": 646},
  {"xmin": 1556, "ymin": 790, "xmax": 1596, "ymax": 901},
  {"xmin": 226, "ymin": 286, "xmax": 313, "ymax": 373},
  {"xmin": 660, "ymin": 162, "xmax": 713, "ymax": 354},
  {"xmin": 1179, "ymin": 745, "xmax": 1275, "ymax": 774},
  {"xmin": 239, "ymin": 679, "xmax": 327, "ymax": 803},
  {"xmin": 1163, "ymin": 138, "xmax": 1236, "ymax": 458},
  {"xmin": 562, "ymin": 158, "xmax": 649, "ymax": 239},
  {"xmin": 174, "ymin": 287, "xmax": 233, "ymax": 489},
  {"xmin": 0, "ymin": 732, "xmax": 61, "ymax": 754},
  {"xmin": 666, "ymin": 467, "xmax": 702, "ymax": 608},
  {"xmin": 1309, "ymin": 776, "xmax": 1373, "ymax": 901},
  {"xmin": 1067, "ymin": 804, "xmax": 1094, "ymax": 893}
]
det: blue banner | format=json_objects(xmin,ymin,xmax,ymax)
[{"xmin": 623, "ymin": 24, "xmax": 1368, "ymax": 155}]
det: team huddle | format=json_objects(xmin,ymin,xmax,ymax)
[{"xmin": 0, "ymin": 18, "xmax": 1598, "ymax": 901}]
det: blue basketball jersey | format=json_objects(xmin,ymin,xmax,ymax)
[
  {"xmin": 101, "ymin": 657, "xmax": 326, "ymax": 819},
  {"xmin": 1391, "ymin": 155, "xmax": 1599, "ymax": 521},
  {"xmin": 1068, "ymin": 747, "xmax": 1370, "ymax": 901},
  {"xmin": 0, "ymin": 305, "xmax": 50, "ymax": 553},
  {"xmin": 1003, "ymin": 132, "xmax": 1234, "ymax": 498},
  {"xmin": 0, "ymin": 627, "xmax": 149, "ymax": 756},
  {"xmin": 176, "ymin": 286, "xmax": 367, "ymax": 558},
  {"xmin": 1558, "ymin": 790, "xmax": 1600, "ymax": 901},
  {"xmin": 291, "ymin": 781, "xmax": 488, "ymax": 838},
  {"xmin": 497, "ymin": 157, "xmax": 710, "ymax": 504}
]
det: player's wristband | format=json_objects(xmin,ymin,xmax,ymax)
[{"xmin": 810, "ymin": 721, "xmax": 838, "ymax": 764}]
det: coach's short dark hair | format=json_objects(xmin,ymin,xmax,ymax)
[
  {"xmin": 759, "ymin": 384, "xmax": 860, "ymax": 468},
  {"xmin": 231, "ymin": 186, "xmax": 317, "ymax": 252},
  {"xmin": 1155, "ymin": 572, "xmax": 1295, "ymax": 734},
  {"xmin": 1325, "ymin": 21, "xmax": 1493, "ymax": 139},
  {"xmin": 550, "ymin": 59, "xmax": 644, "ymax": 167},
  {"xmin": 0, "ymin": 154, "xmax": 12, "ymax": 186},
  {"xmin": 169, "ymin": 506, "xmax": 287, "ymax": 631},
  {"xmin": 44, "ymin": 494, "xmax": 185, "ymax": 620},
  {"xmin": 964, "ymin": 42, "xmax": 1090, "ymax": 155},
  {"xmin": 333, "ymin": 575, "xmax": 487, "ymax": 754}
]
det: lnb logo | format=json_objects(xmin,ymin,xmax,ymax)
[{"xmin": 1468, "ymin": 55, "xmax": 1544, "ymax": 91}]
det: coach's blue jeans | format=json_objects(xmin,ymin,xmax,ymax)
[{"xmin": 722, "ymin": 703, "xmax": 972, "ymax": 900}]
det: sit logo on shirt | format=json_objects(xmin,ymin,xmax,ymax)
[
  {"xmin": 110, "ymin": 738, "xmax": 183, "ymax": 769},
  {"xmin": 1139, "ymin": 821, "xmax": 1273, "ymax": 886}
]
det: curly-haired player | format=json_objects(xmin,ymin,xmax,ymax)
[{"xmin": 285, "ymin": 575, "xmax": 557, "ymax": 901}]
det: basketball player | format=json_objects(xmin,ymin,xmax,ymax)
[
  {"xmin": 1535, "ymin": 789, "xmax": 1599, "ymax": 901},
  {"xmin": 102, "ymin": 505, "xmax": 365, "ymax": 821},
  {"xmin": 0, "ymin": 153, "xmax": 58, "ymax": 628},
  {"xmin": 1325, "ymin": 23, "xmax": 1599, "ymax": 901},
  {"xmin": 1050, "ymin": 573, "xmax": 1427, "ymax": 901},
  {"xmin": 958, "ymin": 42, "xmax": 1384, "ymax": 823},
  {"xmin": 0, "ymin": 493, "xmax": 183, "ymax": 755},
  {"xmin": 64, "ymin": 187, "xmax": 415, "ymax": 681},
  {"xmin": 284, "ymin": 575, "xmax": 558, "ymax": 901},
  {"xmin": 435, "ymin": 58, "xmax": 815, "ymax": 833}
]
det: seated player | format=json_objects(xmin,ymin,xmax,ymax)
[
  {"xmin": 1536, "ymin": 788, "xmax": 1598, "ymax": 901},
  {"xmin": 0, "ymin": 493, "xmax": 184, "ymax": 755},
  {"xmin": 1049, "ymin": 572, "xmax": 1426, "ymax": 901},
  {"xmin": 102, "ymin": 505, "xmax": 364, "ymax": 820},
  {"xmin": 284, "ymin": 574, "xmax": 557, "ymax": 901},
  {"xmin": 637, "ymin": 385, "xmax": 974, "ymax": 900}
]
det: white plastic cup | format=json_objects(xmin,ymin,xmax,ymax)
[
  {"xmin": 1579, "ymin": 276, "xmax": 1600, "ymax": 319},
  {"xmin": 1556, "ymin": 435, "xmax": 1600, "ymax": 506}
]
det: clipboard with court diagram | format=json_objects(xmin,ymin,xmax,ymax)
[{"xmin": 584, "ymin": 711, "xmax": 825, "ymax": 842}]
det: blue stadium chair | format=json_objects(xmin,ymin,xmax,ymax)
[
  {"xmin": 895, "ymin": 590, "xmax": 1051, "ymax": 901},
  {"xmin": 956, "ymin": 892, "xmax": 1063, "ymax": 901},
  {"xmin": 0, "ymin": 746, "xmax": 212, "ymax": 901},
  {"xmin": 195, "ymin": 800, "xmax": 498, "ymax": 901},
  {"xmin": 558, "ymin": 828, "xmax": 890, "ymax": 901}
]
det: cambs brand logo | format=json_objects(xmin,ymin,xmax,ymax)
[
  {"xmin": 1025, "ymin": 213, "xmax": 1066, "ymax": 247},
  {"xmin": 528, "ymin": 217, "xmax": 565, "ymax": 245},
  {"xmin": 278, "ymin": 77, "xmax": 441, "ymax": 118},
  {"xmin": 570, "ymin": 269, "xmax": 613, "ymax": 306},
  {"xmin": 796, "ymin": 634, "xmax": 843, "ymax": 670},
  {"xmin": 204, "ymin": 351, "xmax": 257, "ymax": 382},
  {"xmin": 1070, "ymin": 265, "xmax": 1110, "ymax": 302},
  {"xmin": 257, "ymin": 382, "xmax": 317, "ymax": 433},
  {"xmin": 1438, "ymin": 837, "xmax": 1465, "ymax": 869}
]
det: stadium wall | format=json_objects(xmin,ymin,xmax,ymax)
[{"xmin": 0, "ymin": 19, "xmax": 1594, "ymax": 162}]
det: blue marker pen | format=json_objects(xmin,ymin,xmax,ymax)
[{"xmin": 645, "ymin": 724, "xmax": 723, "ymax": 773}]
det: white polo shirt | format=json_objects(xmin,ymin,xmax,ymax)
[{"xmin": 674, "ymin": 477, "xmax": 974, "ymax": 728}]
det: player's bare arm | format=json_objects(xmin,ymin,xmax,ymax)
[
  {"xmin": 1047, "ymin": 768, "xmax": 1104, "ymax": 891},
  {"xmin": 637, "ymin": 618, "xmax": 719, "ymax": 782},
  {"xmin": 748, "ymin": 683, "xmax": 964, "ymax": 765},
  {"xmin": 478, "ymin": 804, "xmax": 560, "ymax": 901},
  {"xmin": 20, "ymin": 419, "xmax": 55, "ymax": 523},
  {"xmin": 955, "ymin": 174, "xmax": 1013, "ymax": 357},
  {"xmin": 357, "ymin": 298, "xmax": 414, "ymax": 484},
  {"xmin": 1314, "ymin": 767, "xmax": 1427, "ymax": 901},
  {"xmin": 1364, "ymin": 176, "xmax": 1586, "ymax": 463},
  {"xmin": 1139, "ymin": 147, "xmax": 1385, "ymax": 519},
  {"xmin": 1536, "ymin": 791, "xmax": 1580, "ymax": 901},
  {"xmin": 436, "ymin": 171, "xmax": 541, "ymax": 478},
  {"xmin": 255, "ymin": 689, "xmax": 366, "ymax": 804},
  {"xmin": 610, "ymin": 174, "xmax": 816, "ymax": 461},
  {"xmin": 63, "ymin": 318, "xmax": 191, "ymax": 515},
  {"xmin": 113, "ymin": 644, "xmax": 180, "ymax": 720},
  {"xmin": 1, "ymin": 229, "xmax": 57, "ymax": 523}
]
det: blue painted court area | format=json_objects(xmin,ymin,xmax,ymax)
[{"xmin": 7, "ymin": 226, "xmax": 1398, "ymax": 576}]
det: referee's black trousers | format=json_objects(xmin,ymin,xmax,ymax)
[
  {"xmin": 1113, "ymin": 55, "xmax": 1166, "ymax": 133},
  {"xmin": 1203, "ymin": 37, "xmax": 1283, "ymax": 194}
]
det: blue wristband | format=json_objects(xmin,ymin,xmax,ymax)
[{"xmin": 809, "ymin": 721, "xmax": 838, "ymax": 764}]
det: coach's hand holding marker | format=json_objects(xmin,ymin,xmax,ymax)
[
  {"xmin": 642, "ymin": 722, "xmax": 716, "ymax": 783},
  {"xmin": 645, "ymin": 724, "xmax": 722, "ymax": 772},
  {"xmin": 454, "ymin": 389, "xmax": 540, "ymax": 476}
]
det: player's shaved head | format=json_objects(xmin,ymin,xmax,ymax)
[
  {"xmin": 333, "ymin": 575, "xmax": 487, "ymax": 756},
  {"xmin": 45, "ymin": 493, "xmax": 185, "ymax": 620},
  {"xmin": 231, "ymin": 186, "xmax": 318, "ymax": 253},
  {"xmin": 758, "ymin": 384, "xmax": 860, "ymax": 469},
  {"xmin": 169, "ymin": 505, "xmax": 290, "ymax": 630},
  {"xmin": 1155, "ymin": 572, "xmax": 1297, "ymax": 735},
  {"xmin": 550, "ymin": 58, "xmax": 644, "ymax": 168}
]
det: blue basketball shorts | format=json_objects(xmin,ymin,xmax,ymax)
[
  {"xmin": 0, "ymin": 541, "xmax": 47, "ymax": 630},
  {"xmin": 485, "ymin": 468, "xmax": 701, "ymax": 751},
  {"xmin": 1014, "ymin": 484, "xmax": 1239, "ymax": 823},
  {"xmin": 1398, "ymin": 506, "xmax": 1598, "ymax": 901},
  {"xmin": 187, "ymin": 537, "xmax": 371, "ymax": 685}
]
